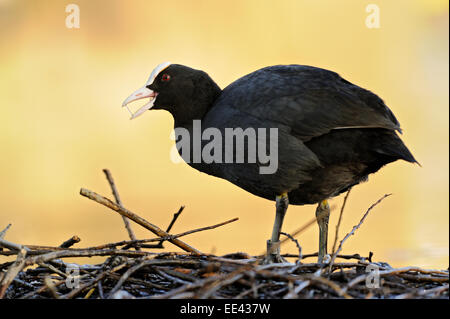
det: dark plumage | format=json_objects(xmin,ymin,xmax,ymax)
[{"xmin": 123, "ymin": 63, "xmax": 417, "ymax": 263}]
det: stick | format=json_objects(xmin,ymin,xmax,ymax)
[
  {"xmin": 154, "ymin": 206, "xmax": 185, "ymax": 248},
  {"xmin": 107, "ymin": 259, "xmax": 151, "ymax": 297},
  {"xmin": 280, "ymin": 231, "xmax": 302, "ymax": 261},
  {"xmin": 103, "ymin": 169, "xmax": 137, "ymax": 243},
  {"xmin": 167, "ymin": 217, "xmax": 238, "ymax": 240},
  {"xmin": 331, "ymin": 188, "xmax": 351, "ymax": 255},
  {"xmin": 59, "ymin": 236, "xmax": 81, "ymax": 248},
  {"xmin": 44, "ymin": 277, "xmax": 60, "ymax": 299},
  {"xmin": 1, "ymin": 216, "xmax": 237, "ymax": 258},
  {"xmin": 0, "ymin": 248, "xmax": 27, "ymax": 298},
  {"xmin": 0, "ymin": 237, "xmax": 29, "ymax": 252},
  {"xmin": 0, "ymin": 224, "xmax": 11, "ymax": 239},
  {"xmin": 79, "ymin": 188, "xmax": 201, "ymax": 255},
  {"xmin": 62, "ymin": 263, "xmax": 128, "ymax": 299},
  {"xmin": 26, "ymin": 248, "xmax": 151, "ymax": 265},
  {"xmin": 328, "ymin": 193, "xmax": 392, "ymax": 271},
  {"xmin": 343, "ymin": 266, "xmax": 449, "ymax": 293}
]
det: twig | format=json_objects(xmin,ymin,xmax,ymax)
[
  {"xmin": 283, "ymin": 280, "xmax": 310, "ymax": 298},
  {"xmin": 0, "ymin": 224, "xmax": 12, "ymax": 239},
  {"xmin": 343, "ymin": 266, "xmax": 449, "ymax": 294},
  {"xmin": 44, "ymin": 277, "xmax": 60, "ymax": 299},
  {"xmin": 328, "ymin": 193, "xmax": 392, "ymax": 272},
  {"xmin": 166, "ymin": 218, "xmax": 238, "ymax": 241},
  {"xmin": 79, "ymin": 188, "xmax": 201, "ymax": 255},
  {"xmin": 154, "ymin": 206, "xmax": 185, "ymax": 248},
  {"xmin": 197, "ymin": 268, "xmax": 248, "ymax": 298},
  {"xmin": 331, "ymin": 188, "xmax": 351, "ymax": 255},
  {"xmin": 0, "ymin": 248, "xmax": 27, "ymax": 298},
  {"xmin": 108, "ymin": 258, "xmax": 152, "ymax": 297},
  {"xmin": 103, "ymin": 169, "xmax": 138, "ymax": 244},
  {"xmin": 280, "ymin": 232, "xmax": 302, "ymax": 262},
  {"xmin": 285, "ymin": 252, "xmax": 364, "ymax": 261},
  {"xmin": 59, "ymin": 236, "xmax": 81, "ymax": 248},
  {"xmin": 97, "ymin": 281, "xmax": 104, "ymax": 299},
  {"xmin": 62, "ymin": 263, "xmax": 128, "ymax": 299},
  {"xmin": 305, "ymin": 274, "xmax": 352, "ymax": 299},
  {"xmin": 279, "ymin": 217, "xmax": 318, "ymax": 247},
  {"xmin": 0, "ymin": 237, "xmax": 29, "ymax": 252},
  {"xmin": 1, "ymin": 215, "xmax": 236, "ymax": 258},
  {"xmin": 19, "ymin": 279, "xmax": 66, "ymax": 299}
]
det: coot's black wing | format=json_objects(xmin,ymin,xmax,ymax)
[{"xmin": 217, "ymin": 64, "xmax": 402, "ymax": 142}]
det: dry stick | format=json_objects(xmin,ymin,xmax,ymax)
[
  {"xmin": 150, "ymin": 274, "xmax": 228, "ymax": 299},
  {"xmin": 79, "ymin": 188, "xmax": 201, "ymax": 255},
  {"xmin": 280, "ymin": 217, "xmax": 317, "ymax": 247},
  {"xmin": 151, "ymin": 206, "xmax": 185, "ymax": 248},
  {"xmin": 328, "ymin": 193, "xmax": 392, "ymax": 272},
  {"xmin": 0, "ymin": 248, "xmax": 27, "ymax": 298},
  {"xmin": 0, "ymin": 224, "xmax": 12, "ymax": 239},
  {"xmin": 108, "ymin": 259, "xmax": 152, "ymax": 297},
  {"xmin": 280, "ymin": 231, "xmax": 302, "ymax": 261},
  {"xmin": 343, "ymin": 266, "xmax": 449, "ymax": 294},
  {"xmin": 59, "ymin": 236, "xmax": 81, "ymax": 248},
  {"xmin": 0, "ymin": 237, "xmax": 29, "ymax": 252},
  {"xmin": 2, "ymin": 217, "xmax": 237, "ymax": 259},
  {"xmin": 197, "ymin": 267, "xmax": 249, "ymax": 298},
  {"xmin": 284, "ymin": 252, "xmax": 365, "ymax": 261},
  {"xmin": 304, "ymin": 274, "xmax": 352, "ymax": 299},
  {"xmin": 98, "ymin": 217, "xmax": 238, "ymax": 249},
  {"xmin": 19, "ymin": 279, "xmax": 66, "ymax": 299},
  {"xmin": 283, "ymin": 280, "xmax": 311, "ymax": 299},
  {"xmin": 331, "ymin": 188, "xmax": 352, "ymax": 256},
  {"xmin": 62, "ymin": 263, "xmax": 128, "ymax": 299},
  {"xmin": 166, "ymin": 217, "xmax": 238, "ymax": 240},
  {"xmin": 44, "ymin": 277, "xmax": 60, "ymax": 299},
  {"xmin": 103, "ymin": 169, "xmax": 138, "ymax": 245},
  {"xmin": 26, "ymin": 248, "xmax": 151, "ymax": 265},
  {"xmin": 165, "ymin": 206, "xmax": 185, "ymax": 234},
  {"xmin": 395, "ymin": 284, "xmax": 449, "ymax": 299}
]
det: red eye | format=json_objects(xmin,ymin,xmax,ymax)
[{"xmin": 161, "ymin": 74, "xmax": 171, "ymax": 82}]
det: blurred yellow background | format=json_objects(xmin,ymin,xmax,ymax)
[{"xmin": 0, "ymin": 0, "xmax": 448, "ymax": 269}]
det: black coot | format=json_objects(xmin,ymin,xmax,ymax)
[{"xmin": 123, "ymin": 62, "xmax": 418, "ymax": 263}]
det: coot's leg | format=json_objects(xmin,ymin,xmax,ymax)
[
  {"xmin": 262, "ymin": 192, "xmax": 289, "ymax": 264},
  {"xmin": 316, "ymin": 199, "xmax": 330, "ymax": 263}
]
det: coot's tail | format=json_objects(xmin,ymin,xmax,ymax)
[{"xmin": 373, "ymin": 130, "xmax": 420, "ymax": 166}]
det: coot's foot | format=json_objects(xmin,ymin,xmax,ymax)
[{"xmin": 261, "ymin": 239, "xmax": 287, "ymax": 264}]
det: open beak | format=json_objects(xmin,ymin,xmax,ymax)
[
  {"xmin": 122, "ymin": 86, "xmax": 158, "ymax": 120},
  {"xmin": 122, "ymin": 61, "xmax": 171, "ymax": 120}
]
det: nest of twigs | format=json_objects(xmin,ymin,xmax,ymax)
[{"xmin": 0, "ymin": 170, "xmax": 448, "ymax": 299}]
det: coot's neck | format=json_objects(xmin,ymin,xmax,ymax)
[{"xmin": 172, "ymin": 76, "xmax": 222, "ymax": 128}]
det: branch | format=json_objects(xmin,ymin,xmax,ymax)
[
  {"xmin": 331, "ymin": 188, "xmax": 351, "ymax": 255},
  {"xmin": 328, "ymin": 193, "xmax": 392, "ymax": 271},
  {"xmin": 103, "ymin": 169, "xmax": 138, "ymax": 243},
  {"xmin": 79, "ymin": 188, "xmax": 201, "ymax": 255},
  {"xmin": 0, "ymin": 224, "xmax": 12, "ymax": 239},
  {"xmin": 59, "ymin": 236, "xmax": 81, "ymax": 248},
  {"xmin": 0, "ymin": 248, "xmax": 27, "ymax": 298}
]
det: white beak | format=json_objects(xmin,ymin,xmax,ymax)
[
  {"xmin": 122, "ymin": 61, "xmax": 171, "ymax": 120},
  {"xmin": 122, "ymin": 86, "xmax": 157, "ymax": 120}
]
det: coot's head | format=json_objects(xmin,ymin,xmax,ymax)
[{"xmin": 122, "ymin": 62, "xmax": 221, "ymax": 124}]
